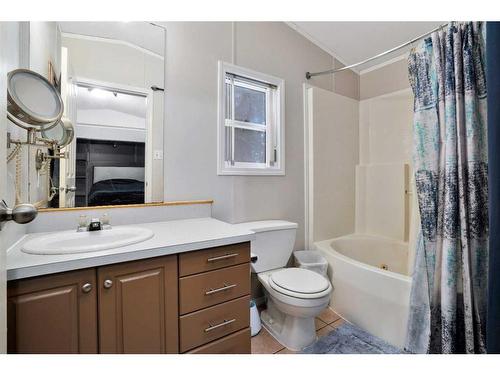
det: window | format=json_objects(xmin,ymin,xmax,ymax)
[{"xmin": 218, "ymin": 61, "xmax": 285, "ymax": 175}]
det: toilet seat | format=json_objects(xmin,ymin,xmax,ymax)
[{"xmin": 269, "ymin": 268, "xmax": 331, "ymax": 299}]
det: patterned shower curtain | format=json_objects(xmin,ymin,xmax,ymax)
[{"xmin": 405, "ymin": 22, "xmax": 488, "ymax": 354}]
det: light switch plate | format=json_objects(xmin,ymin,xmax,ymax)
[{"xmin": 154, "ymin": 150, "xmax": 164, "ymax": 160}]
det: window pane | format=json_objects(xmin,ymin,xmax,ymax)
[
  {"xmin": 234, "ymin": 128, "xmax": 266, "ymax": 163},
  {"xmin": 225, "ymin": 83, "xmax": 232, "ymax": 120},
  {"xmin": 225, "ymin": 126, "xmax": 232, "ymax": 161},
  {"xmin": 234, "ymin": 85, "xmax": 266, "ymax": 125}
]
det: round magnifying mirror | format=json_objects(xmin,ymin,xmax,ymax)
[
  {"xmin": 41, "ymin": 118, "xmax": 74, "ymax": 148},
  {"xmin": 7, "ymin": 69, "xmax": 64, "ymax": 131}
]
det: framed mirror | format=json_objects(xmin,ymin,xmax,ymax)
[{"xmin": 20, "ymin": 22, "xmax": 166, "ymax": 209}]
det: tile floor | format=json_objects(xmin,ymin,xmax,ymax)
[{"xmin": 251, "ymin": 307, "xmax": 346, "ymax": 354}]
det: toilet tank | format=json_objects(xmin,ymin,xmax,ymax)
[{"xmin": 234, "ymin": 220, "xmax": 298, "ymax": 273}]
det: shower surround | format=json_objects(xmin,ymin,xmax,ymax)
[{"xmin": 305, "ymin": 63, "xmax": 417, "ymax": 349}]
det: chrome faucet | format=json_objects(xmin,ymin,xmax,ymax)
[
  {"xmin": 77, "ymin": 214, "xmax": 112, "ymax": 232},
  {"xmin": 88, "ymin": 218, "xmax": 102, "ymax": 231}
]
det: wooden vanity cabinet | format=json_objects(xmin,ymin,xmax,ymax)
[
  {"xmin": 7, "ymin": 269, "xmax": 98, "ymax": 354},
  {"xmin": 7, "ymin": 242, "xmax": 251, "ymax": 354}
]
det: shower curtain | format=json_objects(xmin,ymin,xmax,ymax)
[{"xmin": 405, "ymin": 22, "xmax": 488, "ymax": 354}]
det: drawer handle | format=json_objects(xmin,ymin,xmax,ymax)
[
  {"xmin": 205, "ymin": 283, "xmax": 237, "ymax": 295},
  {"xmin": 207, "ymin": 253, "xmax": 239, "ymax": 262},
  {"xmin": 204, "ymin": 318, "xmax": 236, "ymax": 333}
]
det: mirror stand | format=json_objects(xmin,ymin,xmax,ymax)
[
  {"xmin": 7, "ymin": 129, "xmax": 70, "ymax": 168},
  {"xmin": 35, "ymin": 149, "xmax": 68, "ymax": 171}
]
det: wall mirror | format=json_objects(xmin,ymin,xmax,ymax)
[{"xmin": 11, "ymin": 22, "xmax": 165, "ymax": 210}]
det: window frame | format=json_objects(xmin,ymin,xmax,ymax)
[{"xmin": 217, "ymin": 61, "xmax": 285, "ymax": 176}]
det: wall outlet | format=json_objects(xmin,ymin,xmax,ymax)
[{"xmin": 154, "ymin": 150, "xmax": 164, "ymax": 160}]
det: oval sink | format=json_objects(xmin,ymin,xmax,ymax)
[{"xmin": 22, "ymin": 227, "xmax": 155, "ymax": 255}]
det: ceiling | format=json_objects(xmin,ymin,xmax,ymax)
[
  {"xmin": 290, "ymin": 22, "xmax": 444, "ymax": 72},
  {"xmin": 58, "ymin": 22, "xmax": 165, "ymax": 57},
  {"xmin": 58, "ymin": 22, "xmax": 445, "ymax": 72}
]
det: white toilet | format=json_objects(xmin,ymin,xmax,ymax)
[{"xmin": 236, "ymin": 220, "xmax": 332, "ymax": 351}]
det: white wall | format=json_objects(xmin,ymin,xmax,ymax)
[
  {"xmin": 0, "ymin": 20, "xmax": 24, "ymax": 354},
  {"xmin": 29, "ymin": 22, "xmax": 61, "ymax": 79},
  {"xmin": 306, "ymin": 86, "xmax": 359, "ymax": 243},
  {"xmin": 26, "ymin": 22, "xmax": 61, "ymax": 207},
  {"xmin": 4, "ymin": 23, "xmax": 21, "ymax": 207},
  {"xmin": 162, "ymin": 22, "xmax": 337, "ymax": 249},
  {"xmin": 26, "ymin": 203, "xmax": 212, "ymax": 233},
  {"xmin": 3, "ymin": 22, "xmax": 28, "ymax": 249},
  {"xmin": 0, "ymin": 21, "xmax": 9, "ymax": 355}
]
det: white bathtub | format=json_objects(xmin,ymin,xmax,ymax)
[{"xmin": 314, "ymin": 233, "xmax": 412, "ymax": 348}]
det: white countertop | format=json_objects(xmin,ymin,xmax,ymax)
[{"xmin": 6, "ymin": 217, "xmax": 255, "ymax": 281}]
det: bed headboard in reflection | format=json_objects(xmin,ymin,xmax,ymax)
[{"xmin": 93, "ymin": 166, "xmax": 145, "ymax": 184}]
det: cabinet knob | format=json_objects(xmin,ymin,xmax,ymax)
[
  {"xmin": 82, "ymin": 283, "xmax": 93, "ymax": 293},
  {"xmin": 103, "ymin": 279, "xmax": 113, "ymax": 289}
]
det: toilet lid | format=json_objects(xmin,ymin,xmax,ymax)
[{"xmin": 270, "ymin": 268, "xmax": 330, "ymax": 295}]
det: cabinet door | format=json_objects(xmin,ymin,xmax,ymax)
[
  {"xmin": 7, "ymin": 269, "xmax": 98, "ymax": 354},
  {"xmin": 98, "ymin": 255, "xmax": 178, "ymax": 353}
]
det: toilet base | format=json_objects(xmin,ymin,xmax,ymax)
[{"xmin": 260, "ymin": 297, "xmax": 317, "ymax": 351}]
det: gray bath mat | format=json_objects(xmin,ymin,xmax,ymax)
[{"xmin": 301, "ymin": 323, "xmax": 403, "ymax": 354}]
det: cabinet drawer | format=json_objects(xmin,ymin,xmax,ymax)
[
  {"xmin": 179, "ymin": 263, "xmax": 250, "ymax": 314},
  {"xmin": 179, "ymin": 295, "xmax": 249, "ymax": 352},
  {"xmin": 179, "ymin": 242, "xmax": 250, "ymax": 276},
  {"xmin": 187, "ymin": 328, "xmax": 251, "ymax": 354}
]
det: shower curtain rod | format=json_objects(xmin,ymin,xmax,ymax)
[{"xmin": 305, "ymin": 23, "xmax": 449, "ymax": 79}]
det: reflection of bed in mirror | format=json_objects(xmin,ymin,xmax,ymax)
[
  {"xmin": 75, "ymin": 138, "xmax": 145, "ymax": 207},
  {"xmin": 88, "ymin": 166, "xmax": 145, "ymax": 206}
]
